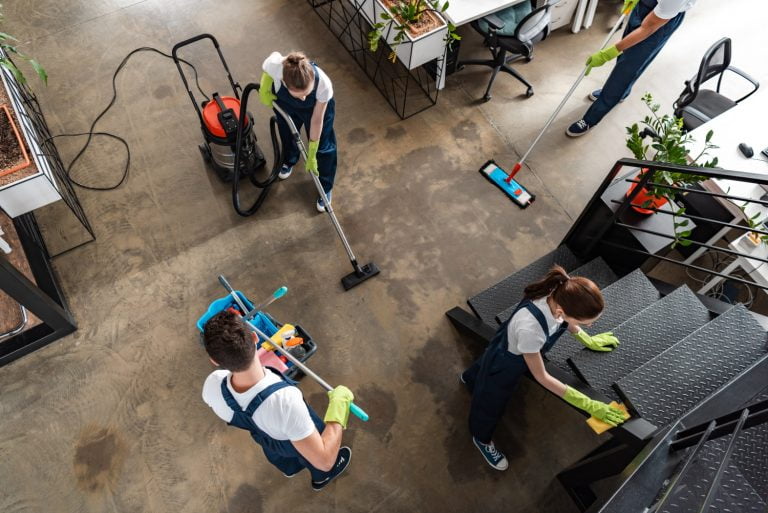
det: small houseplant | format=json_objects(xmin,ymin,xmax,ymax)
[
  {"xmin": 625, "ymin": 93, "xmax": 718, "ymax": 247},
  {"xmin": 367, "ymin": 0, "xmax": 460, "ymax": 64},
  {"xmin": 0, "ymin": 5, "xmax": 47, "ymax": 86}
]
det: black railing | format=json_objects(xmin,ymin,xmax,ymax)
[{"xmin": 564, "ymin": 157, "xmax": 768, "ymax": 304}]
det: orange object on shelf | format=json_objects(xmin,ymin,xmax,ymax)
[{"xmin": 0, "ymin": 104, "xmax": 32, "ymax": 178}]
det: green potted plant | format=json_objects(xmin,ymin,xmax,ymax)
[
  {"xmin": 366, "ymin": 0, "xmax": 460, "ymax": 68},
  {"xmin": 0, "ymin": 4, "xmax": 46, "ymax": 178},
  {"xmin": 625, "ymin": 93, "xmax": 718, "ymax": 247}
]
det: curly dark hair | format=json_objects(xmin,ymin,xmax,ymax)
[{"xmin": 203, "ymin": 310, "xmax": 255, "ymax": 372}]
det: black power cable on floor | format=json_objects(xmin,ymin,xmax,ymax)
[{"xmin": 47, "ymin": 46, "xmax": 208, "ymax": 191}]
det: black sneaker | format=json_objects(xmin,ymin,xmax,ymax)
[
  {"xmin": 589, "ymin": 89, "xmax": 624, "ymax": 103},
  {"xmin": 283, "ymin": 468, "xmax": 302, "ymax": 478},
  {"xmin": 311, "ymin": 446, "xmax": 351, "ymax": 491}
]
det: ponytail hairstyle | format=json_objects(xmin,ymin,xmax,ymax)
[
  {"xmin": 282, "ymin": 52, "xmax": 314, "ymax": 91},
  {"xmin": 523, "ymin": 265, "xmax": 604, "ymax": 321}
]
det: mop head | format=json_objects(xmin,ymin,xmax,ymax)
[
  {"xmin": 586, "ymin": 402, "xmax": 630, "ymax": 434},
  {"xmin": 479, "ymin": 160, "xmax": 535, "ymax": 208}
]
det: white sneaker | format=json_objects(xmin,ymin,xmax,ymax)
[{"xmin": 278, "ymin": 165, "xmax": 293, "ymax": 180}]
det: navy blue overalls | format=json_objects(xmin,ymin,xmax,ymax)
[
  {"xmin": 275, "ymin": 63, "xmax": 337, "ymax": 195},
  {"xmin": 462, "ymin": 300, "xmax": 568, "ymax": 444},
  {"xmin": 220, "ymin": 367, "xmax": 332, "ymax": 481},
  {"xmin": 583, "ymin": 0, "xmax": 686, "ymax": 127}
]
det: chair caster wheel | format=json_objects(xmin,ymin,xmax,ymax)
[
  {"xmin": 483, "ymin": 94, "xmax": 492, "ymax": 102},
  {"xmin": 525, "ymin": 88, "xmax": 534, "ymax": 98}
]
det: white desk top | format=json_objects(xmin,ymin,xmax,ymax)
[
  {"xmin": 687, "ymin": 90, "xmax": 768, "ymax": 219},
  {"xmin": 442, "ymin": 0, "xmax": 529, "ymax": 26}
]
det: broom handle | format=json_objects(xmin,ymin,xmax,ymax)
[
  {"xmin": 217, "ymin": 276, "xmax": 370, "ymax": 422},
  {"xmin": 511, "ymin": 9, "xmax": 630, "ymax": 178}
]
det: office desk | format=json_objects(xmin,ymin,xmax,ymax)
[
  {"xmin": 442, "ymin": 0, "xmax": 528, "ymax": 26},
  {"xmin": 684, "ymin": 90, "xmax": 768, "ymax": 292}
]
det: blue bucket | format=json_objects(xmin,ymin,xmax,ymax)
[{"xmin": 196, "ymin": 292, "xmax": 279, "ymax": 339}]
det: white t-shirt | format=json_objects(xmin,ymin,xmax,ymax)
[
  {"xmin": 506, "ymin": 296, "xmax": 564, "ymax": 355},
  {"xmin": 654, "ymin": 0, "xmax": 696, "ymax": 20},
  {"xmin": 202, "ymin": 369, "xmax": 316, "ymax": 442},
  {"xmin": 262, "ymin": 51, "xmax": 333, "ymax": 103}
]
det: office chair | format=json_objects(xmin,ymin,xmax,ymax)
[
  {"xmin": 457, "ymin": 0, "xmax": 557, "ymax": 102},
  {"xmin": 674, "ymin": 37, "xmax": 759, "ymax": 131}
]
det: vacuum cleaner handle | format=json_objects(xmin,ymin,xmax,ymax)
[
  {"xmin": 217, "ymin": 275, "xmax": 370, "ymax": 422},
  {"xmin": 172, "ymin": 33, "xmax": 241, "ymax": 123}
]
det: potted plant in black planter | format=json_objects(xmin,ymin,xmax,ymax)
[
  {"xmin": 0, "ymin": 5, "xmax": 47, "ymax": 178},
  {"xmin": 625, "ymin": 93, "xmax": 718, "ymax": 247}
]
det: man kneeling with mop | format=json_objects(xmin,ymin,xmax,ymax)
[{"xmin": 202, "ymin": 310, "xmax": 354, "ymax": 490}]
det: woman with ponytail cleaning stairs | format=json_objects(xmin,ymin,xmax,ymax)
[{"xmin": 461, "ymin": 266, "xmax": 628, "ymax": 470}]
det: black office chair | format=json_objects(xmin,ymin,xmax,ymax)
[
  {"xmin": 674, "ymin": 37, "xmax": 759, "ymax": 131},
  {"xmin": 457, "ymin": 0, "xmax": 557, "ymax": 102}
]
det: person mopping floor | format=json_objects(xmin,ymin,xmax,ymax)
[
  {"xmin": 201, "ymin": 311, "xmax": 354, "ymax": 490},
  {"xmin": 259, "ymin": 51, "xmax": 338, "ymax": 212},
  {"xmin": 461, "ymin": 266, "xmax": 627, "ymax": 470},
  {"xmin": 566, "ymin": 0, "xmax": 694, "ymax": 137}
]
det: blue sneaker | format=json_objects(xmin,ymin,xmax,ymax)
[
  {"xmin": 589, "ymin": 89, "xmax": 624, "ymax": 103},
  {"xmin": 278, "ymin": 164, "xmax": 293, "ymax": 180},
  {"xmin": 311, "ymin": 446, "xmax": 351, "ymax": 491},
  {"xmin": 472, "ymin": 437, "xmax": 508, "ymax": 471},
  {"xmin": 566, "ymin": 119, "xmax": 591, "ymax": 137},
  {"xmin": 316, "ymin": 192, "xmax": 332, "ymax": 212}
]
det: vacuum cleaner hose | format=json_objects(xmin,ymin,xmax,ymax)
[{"xmin": 232, "ymin": 83, "xmax": 282, "ymax": 217}]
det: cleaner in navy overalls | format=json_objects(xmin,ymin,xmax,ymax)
[
  {"xmin": 566, "ymin": 0, "xmax": 694, "ymax": 137},
  {"xmin": 202, "ymin": 311, "xmax": 354, "ymax": 491},
  {"xmin": 259, "ymin": 51, "xmax": 337, "ymax": 212},
  {"xmin": 461, "ymin": 266, "xmax": 627, "ymax": 470}
]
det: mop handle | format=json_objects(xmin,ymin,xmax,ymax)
[
  {"xmin": 508, "ymin": 9, "xmax": 630, "ymax": 181},
  {"xmin": 217, "ymin": 276, "xmax": 370, "ymax": 422},
  {"xmin": 270, "ymin": 102, "xmax": 359, "ymax": 265}
]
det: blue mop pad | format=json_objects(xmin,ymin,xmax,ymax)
[{"xmin": 479, "ymin": 160, "xmax": 535, "ymax": 208}]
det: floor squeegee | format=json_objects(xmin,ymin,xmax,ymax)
[{"xmin": 481, "ymin": 6, "xmax": 633, "ymax": 208}]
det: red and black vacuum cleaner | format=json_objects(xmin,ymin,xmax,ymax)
[{"xmin": 172, "ymin": 34, "xmax": 282, "ymax": 217}]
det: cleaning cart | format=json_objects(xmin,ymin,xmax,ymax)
[{"xmin": 196, "ymin": 291, "xmax": 317, "ymax": 379}]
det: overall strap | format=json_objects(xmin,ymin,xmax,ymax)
[
  {"xmin": 310, "ymin": 63, "xmax": 320, "ymax": 94},
  {"xmin": 521, "ymin": 301, "xmax": 550, "ymax": 337},
  {"xmin": 219, "ymin": 375, "xmax": 293, "ymax": 417}
]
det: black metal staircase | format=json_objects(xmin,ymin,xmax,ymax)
[{"xmin": 446, "ymin": 158, "xmax": 768, "ymax": 512}]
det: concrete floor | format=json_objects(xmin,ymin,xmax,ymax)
[{"xmin": 1, "ymin": 0, "xmax": 766, "ymax": 511}]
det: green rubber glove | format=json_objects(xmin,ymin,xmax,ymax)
[
  {"xmin": 306, "ymin": 140, "xmax": 319, "ymax": 176},
  {"xmin": 324, "ymin": 385, "xmax": 354, "ymax": 429},
  {"xmin": 573, "ymin": 329, "xmax": 619, "ymax": 352},
  {"xmin": 585, "ymin": 45, "xmax": 621, "ymax": 75},
  {"xmin": 259, "ymin": 72, "xmax": 277, "ymax": 107},
  {"xmin": 622, "ymin": 0, "xmax": 639, "ymax": 13},
  {"xmin": 563, "ymin": 386, "xmax": 627, "ymax": 427}
]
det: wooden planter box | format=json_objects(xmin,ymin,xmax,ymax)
[
  {"xmin": 0, "ymin": 67, "xmax": 62, "ymax": 217},
  {"xmin": 350, "ymin": 0, "xmax": 449, "ymax": 70}
]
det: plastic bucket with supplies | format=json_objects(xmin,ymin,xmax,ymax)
[{"xmin": 196, "ymin": 292, "xmax": 317, "ymax": 379}]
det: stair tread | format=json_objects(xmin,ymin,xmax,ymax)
[
  {"xmin": 567, "ymin": 286, "xmax": 710, "ymax": 400},
  {"xmin": 494, "ymin": 256, "xmax": 618, "ymax": 325},
  {"xmin": 660, "ymin": 436, "xmax": 768, "ymax": 513},
  {"xmin": 545, "ymin": 269, "xmax": 660, "ymax": 371},
  {"xmin": 468, "ymin": 245, "xmax": 581, "ymax": 327},
  {"xmin": 732, "ymin": 386, "xmax": 768, "ymax": 502},
  {"xmin": 616, "ymin": 305, "xmax": 768, "ymax": 427}
]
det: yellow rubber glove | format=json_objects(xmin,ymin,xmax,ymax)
[
  {"xmin": 585, "ymin": 45, "xmax": 621, "ymax": 76},
  {"xmin": 563, "ymin": 386, "xmax": 627, "ymax": 427},
  {"xmin": 572, "ymin": 329, "xmax": 619, "ymax": 352},
  {"xmin": 324, "ymin": 385, "xmax": 354, "ymax": 429},
  {"xmin": 259, "ymin": 72, "xmax": 277, "ymax": 107},
  {"xmin": 622, "ymin": 0, "xmax": 639, "ymax": 13},
  {"xmin": 306, "ymin": 140, "xmax": 319, "ymax": 176}
]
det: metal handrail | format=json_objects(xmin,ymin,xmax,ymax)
[
  {"xmin": 615, "ymin": 158, "xmax": 768, "ymax": 184},
  {"xmin": 624, "ymin": 177, "xmax": 768, "ymax": 207},
  {"xmin": 697, "ymin": 409, "xmax": 750, "ymax": 513}
]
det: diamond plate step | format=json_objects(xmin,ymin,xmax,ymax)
[
  {"xmin": 468, "ymin": 245, "xmax": 582, "ymax": 326},
  {"xmin": 659, "ymin": 436, "xmax": 767, "ymax": 513},
  {"xmin": 732, "ymin": 386, "xmax": 768, "ymax": 502},
  {"xmin": 567, "ymin": 286, "xmax": 710, "ymax": 400},
  {"xmin": 494, "ymin": 256, "xmax": 618, "ymax": 325},
  {"xmin": 616, "ymin": 305, "xmax": 768, "ymax": 427},
  {"xmin": 545, "ymin": 269, "xmax": 660, "ymax": 371}
]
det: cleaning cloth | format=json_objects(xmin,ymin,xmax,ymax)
[{"xmin": 587, "ymin": 402, "xmax": 630, "ymax": 434}]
